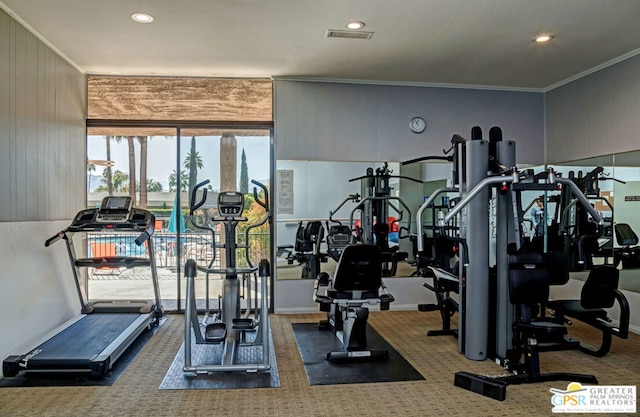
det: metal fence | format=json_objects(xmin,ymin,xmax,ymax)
[{"xmin": 87, "ymin": 231, "xmax": 270, "ymax": 273}]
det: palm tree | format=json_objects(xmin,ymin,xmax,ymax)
[
  {"xmin": 105, "ymin": 136, "xmax": 113, "ymax": 195},
  {"xmin": 87, "ymin": 163, "xmax": 96, "ymax": 193},
  {"xmin": 108, "ymin": 136, "xmax": 137, "ymax": 205},
  {"xmin": 101, "ymin": 169, "xmax": 128, "ymax": 192},
  {"xmin": 168, "ymin": 169, "xmax": 189, "ymax": 192},
  {"xmin": 146, "ymin": 179, "xmax": 163, "ymax": 192},
  {"xmin": 126, "ymin": 136, "xmax": 137, "ymax": 206},
  {"xmin": 138, "ymin": 136, "xmax": 148, "ymax": 208}
]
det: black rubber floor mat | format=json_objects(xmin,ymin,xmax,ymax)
[{"xmin": 292, "ymin": 322, "xmax": 425, "ymax": 386}]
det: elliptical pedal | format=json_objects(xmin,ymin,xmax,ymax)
[
  {"xmin": 204, "ymin": 322, "xmax": 226, "ymax": 343},
  {"xmin": 232, "ymin": 318, "xmax": 256, "ymax": 331}
]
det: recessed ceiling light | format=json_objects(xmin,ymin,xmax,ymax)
[
  {"xmin": 535, "ymin": 35, "xmax": 553, "ymax": 43},
  {"xmin": 346, "ymin": 21, "xmax": 365, "ymax": 30},
  {"xmin": 131, "ymin": 13, "xmax": 154, "ymax": 23}
]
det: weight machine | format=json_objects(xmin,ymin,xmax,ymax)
[{"xmin": 412, "ymin": 126, "xmax": 607, "ymax": 400}]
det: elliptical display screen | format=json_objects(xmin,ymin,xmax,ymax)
[{"xmin": 218, "ymin": 192, "xmax": 244, "ymax": 216}]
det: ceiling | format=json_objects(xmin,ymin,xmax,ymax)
[{"xmin": 2, "ymin": 0, "xmax": 640, "ymax": 90}]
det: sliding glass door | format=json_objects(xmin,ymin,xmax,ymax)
[{"xmin": 86, "ymin": 126, "xmax": 272, "ymax": 312}]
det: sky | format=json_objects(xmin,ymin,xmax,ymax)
[{"xmin": 87, "ymin": 135, "xmax": 271, "ymax": 191}]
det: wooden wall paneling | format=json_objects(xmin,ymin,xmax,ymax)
[
  {"xmin": 10, "ymin": 17, "xmax": 20, "ymax": 221},
  {"xmin": 46, "ymin": 46, "xmax": 57, "ymax": 220},
  {"xmin": 56, "ymin": 59, "xmax": 69, "ymax": 219},
  {"xmin": 36, "ymin": 42, "xmax": 48, "ymax": 220},
  {"xmin": 24, "ymin": 32, "xmax": 39, "ymax": 220},
  {"xmin": 0, "ymin": 11, "xmax": 10, "ymax": 220},
  {"xmin": 0, "ymin": 8, "xmax": 85, "ymax": 221}
]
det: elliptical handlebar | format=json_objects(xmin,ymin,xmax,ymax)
[
  {"xmin": 251, "ymin": 180, "xmax": 269, "ymax": 213},
  {"xmin": 245, "ymin": 180, "xmax": 271, "ymax": 268},
  {"xmin": 190, "ymin": 179, "xmax": 211, "ymax": 214}
]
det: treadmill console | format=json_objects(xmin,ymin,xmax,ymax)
[
  {"xmin": 95, "ymin": 196, "xmax": 133, "ymax": 223},
  {"xmin": 218, "ymin": 192, "xmax": 244, "ymax": 217}
]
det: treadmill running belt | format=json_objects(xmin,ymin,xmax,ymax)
[{"xmin": 29, "ymin": 313, "xmax": 141, "ymax": 361}]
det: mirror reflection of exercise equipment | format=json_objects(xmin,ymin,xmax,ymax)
[
  {"xmin": 3, "ymin": 196, "xmax": 163, "ymax": 377},
  {"xmin": 613, "ymin": 223, "xmax": 640, "ymax": 268},
  {"xmin": 183, "ymin": 179, "xmax": 272, "ymax": 374},
  {"xmin": 542, "ymin": 166, "xmax": 622, "ymax": 271},
  {"xmin": 405, "ymin": 135, "xmax": 462, "ymax": 338},
  {"xmin": 284, "ymin": 220, "xmax": 328, "ymax": 279},
  {"xmin": 327, "ymin": 163, "xmax": 421, "ymax": 277}
]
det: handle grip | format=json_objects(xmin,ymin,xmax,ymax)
[
  {"xmin": 45, "ymin": 231, "xmax": 65, "ymax": 247},
  {"xmin": 251, "ymin": 179, "xmax": 269, "ymax": 212},
  {"xmin": 190, "ymin": 179, "xmax": 210, "ymax": 213}
]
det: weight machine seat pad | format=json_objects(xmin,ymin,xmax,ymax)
[
  {"xmin": 516, "ymin": 320, "xmax": 567, "ymax": 343},
  {"xmin": 547, "ymin": 300, "xmax": 608, "ymax": 321},
  {"xmin": 327, "ymin": 289, "xmax": 379, "ymax": 300}
]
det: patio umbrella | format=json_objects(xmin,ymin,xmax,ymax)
[{"xmin": 167, "ymin": 194, "xmax": 186, "ymax": 233}]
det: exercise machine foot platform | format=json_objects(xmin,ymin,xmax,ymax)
[{"xmin": 313, "ymin": 244, "xmax": 394, "ymax": 362}]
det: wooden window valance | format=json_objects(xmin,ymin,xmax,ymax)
[{"xmin": 87, "ymin": 77, "xmax": 272, "ymax": 122}]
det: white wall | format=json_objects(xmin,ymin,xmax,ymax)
[
  {"xmin": 275, "ymin": 80, "xmax": 545, "ymax": 165},
  {"xmin": 546, "ymin": 53, "xmax": 640, "ymax": 164},
  {"xmin": 612, "ymin": 181, "xmax": 640, "ymax": 232},
  {"xmin": 0, "ymin": 221, "xmax": 79, "ymax": 372}
]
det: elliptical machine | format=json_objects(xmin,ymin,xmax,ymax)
[{"xmin": 183, "ymin": 179, "xmax": 272, "ymax": 374}]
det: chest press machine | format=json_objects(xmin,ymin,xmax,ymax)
[{"xmin": 411, "ymin": 127, "xmax": 622, "ymax": 400}]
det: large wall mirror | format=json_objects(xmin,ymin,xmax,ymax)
[
  {"xmin": 553, "ymin": 150, "xmax": 640, "ymax": 273},
  {"xmin": 275, "ymin": 160, "xmax": 420, "ymax": 280},
  {"xmin": 274, "ymin": 159, "xmax": 461, "ymax": 281},
  {"xmin": 275, "ymin": 151, "xmax": 640, "ymax": 282}
]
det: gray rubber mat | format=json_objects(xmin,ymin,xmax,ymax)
[
  {"xmin": 292, "ymin": 322, "xmax": 425, "ymax": 386},
  {"xmin": 159, "ymin": 326, "xmax": 280, "ymax": 390}
]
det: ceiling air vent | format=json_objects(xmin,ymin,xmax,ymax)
[{"xmin": 325, "ymin": 29, "xmax": 374, "ymax": 40}]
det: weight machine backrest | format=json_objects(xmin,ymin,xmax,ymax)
[
  {"xmin": 509, "ymin": 251, "xmax": 550, "ymax": 309},
  {"xmin": 614, "ymin": 223, "xmax": 639, "ymax": 247},
  {"xmin": 581, "ymin": 265, "xmax": 619, "ymax": 309},
  {"xmin": 333, "ymin": 244, "xmax": 382, "ymax": 293}
]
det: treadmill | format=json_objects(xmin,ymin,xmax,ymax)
[{"xmin": 3, "ymin": 196, "xmax": 164, "ymax": 377}]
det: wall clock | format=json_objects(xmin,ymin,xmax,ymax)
[{"xmin": 409, "ymin": 116, "xmax": 426, "ymax": 134}]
